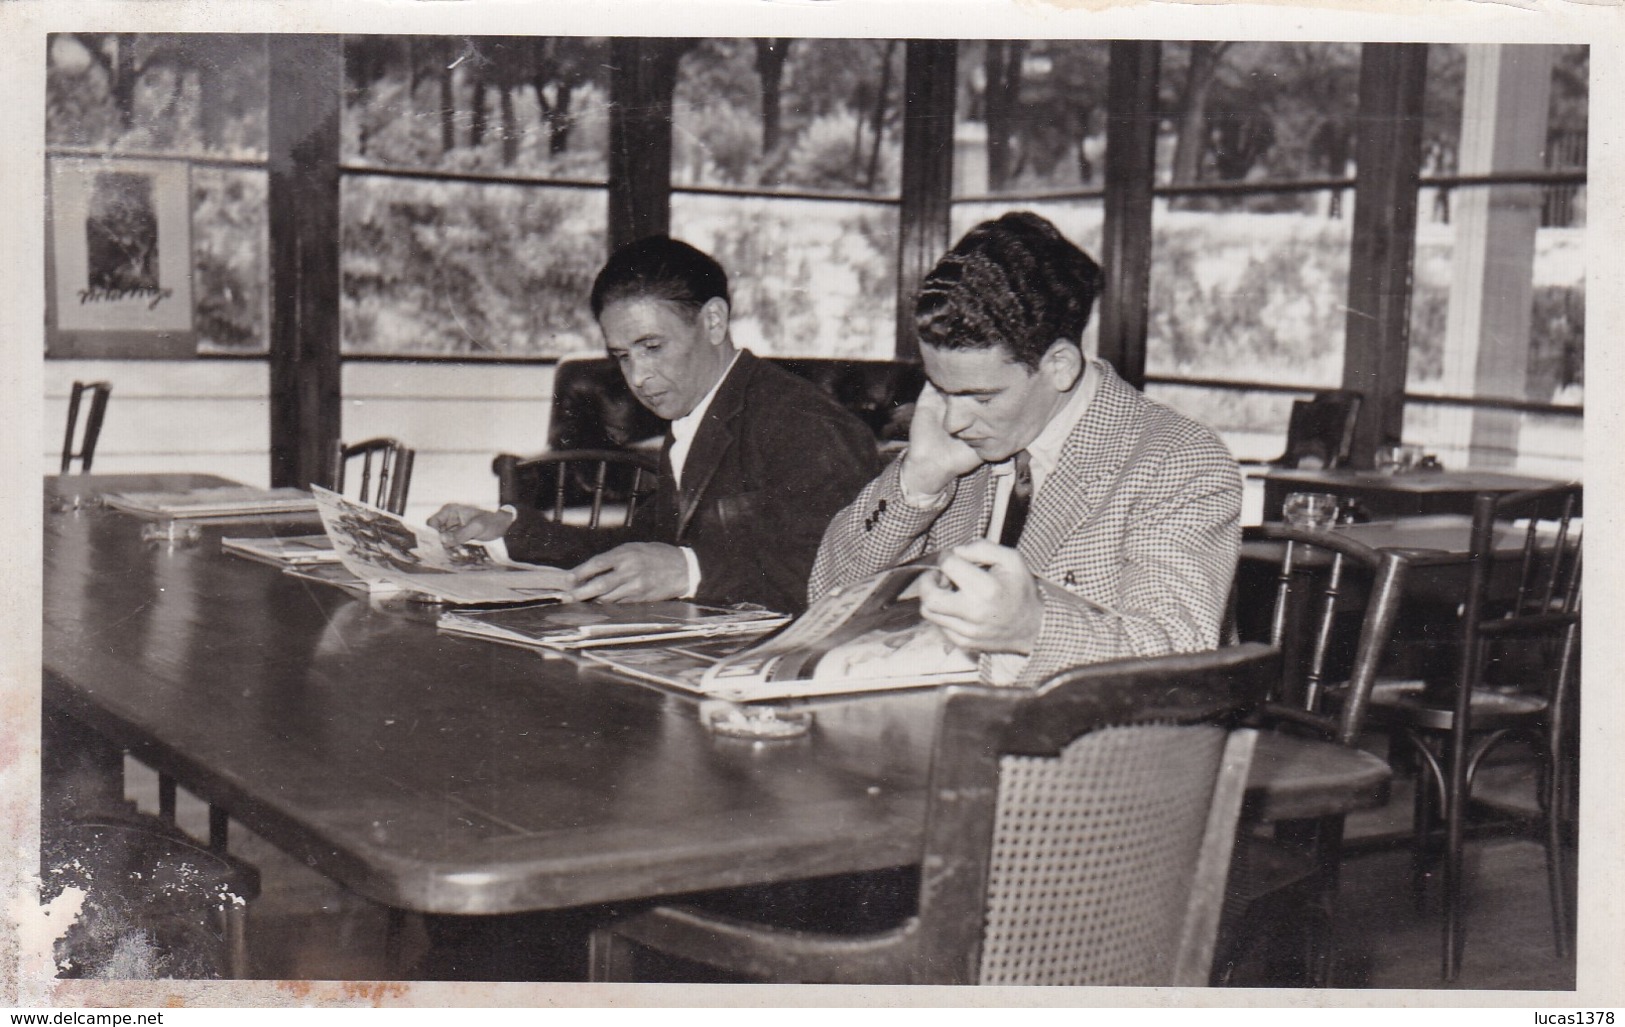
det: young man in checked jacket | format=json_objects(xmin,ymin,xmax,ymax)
[{"xmin": 809, "ymin": 212, "xmax": 1243, "ymax": 688}]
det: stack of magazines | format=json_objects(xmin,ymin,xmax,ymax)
[{"xmin": 103, "ymin": 486, "xmax": 319, "ymax": 519}]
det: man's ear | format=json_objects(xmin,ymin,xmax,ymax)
[
  {"xmin": 700, "ymin": 297, "xmax": 730, "ymax": 344},
  {"xmin": 1039, "ymin": 339, "xmax": 1084, "ymax": 391}
]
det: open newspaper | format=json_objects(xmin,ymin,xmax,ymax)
[
  {"xmin": 312, "ymin": 486, "xmax": 571, "ymax": 604},
  {"xmin": 583, "ymin": 555, "xmax": 978, "ymax": 702},
  {"xmin": 103, "ymin": 485, "xmax": 319, "ymax": 520},
  {"xmin": 438, "ymin": 601, "xmax": 788, "ymax": 651}
]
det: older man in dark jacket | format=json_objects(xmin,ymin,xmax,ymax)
[{"xmin": 432, "ymin": 236, "xmax": 879, "ymax": 615}]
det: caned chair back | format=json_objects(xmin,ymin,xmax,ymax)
[
  {"xmin": 60, "ymin": 380, "xmax": 112, "ymax": 474},
  {"xmin": 915, "ymin": 645, "xmax": 1272, "ymax": 986},
  {"xmin": 494, "ymin": 449, "xmax": 660, "ymax": 530},
  {"xmin": 330, "ymin": 437, "xmax": 415, "ymax": 515},
  {"xmin": 588, "ymin": 646, "xmax": 1271, "ymax": 986}
]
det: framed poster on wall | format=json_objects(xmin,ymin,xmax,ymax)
[{"xmin": 46, "ymin": 156, "xmax": 196, "ymax": 358}]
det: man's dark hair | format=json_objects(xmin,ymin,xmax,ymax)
[
  {"xmin": 589, "ymin": 235, "xmax": 731, "ymax": 320},
  {"xmin": 914, "ymin": 211, "xmax": 1103, "ymax": 370}
]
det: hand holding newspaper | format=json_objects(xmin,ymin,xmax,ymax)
[{"xmin": 312, "ymin": 486, "xmax": 571, "ymax": 604}]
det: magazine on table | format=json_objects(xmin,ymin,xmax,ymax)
[
  {"xmin": 221, "ymin": 533, "xmax": 340, "ymax": 568},
  {"xmin": 438, "ymin": 600, "xmax": 789, "ymax": 651},
  {"xmin": 102, "ymin": 485, "xmax": 319, "ymax": 520},
  {"xmin": 281, "ymin": 561, "xmax": 386, "ymax": 599},
  {"xmin": 312, "ymin": 486, "xmax": 571, "ymax": 604},
  {"xmin": 582, "ymin": 554, "xmax": 979, "ymax": 703}
]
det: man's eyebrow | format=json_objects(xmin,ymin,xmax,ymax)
[
  {"xmin": 609, "ymin": 332, "xmax": 662, "ymax": 352},
  {"xmin": 937, "ymin": 385, "xmax": 1002, "ymax": 397}
]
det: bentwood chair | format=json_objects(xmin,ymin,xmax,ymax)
[
  {"xmin": 330, "ymin": 437, "xmax": 415, "ymax": 514},
  {"xmin": 494, "ymin": 449, "xmax": 660, "ymax": 530},
  {"xmin": 1240, "ymin": 390, "xmax": 1363, "ymax": 472},
  {"xmin": 1216, "ymin": 524, "xmax": 1408, "ymax": 986},
  {"xmin": 60, "ymin": 380, "xmax": 112, "ymax": 474},
  {"xmin": 1364, "ymin": 484, "xmax": 1581, "ymax": 981},
  {"xmin": 589, "ymin": 645, "xmax": 1273, "ymax": 985}
]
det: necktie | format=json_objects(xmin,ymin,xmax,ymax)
[{"xmin": 998, "ymin": 450, "xmax": 1033, "ymax": 548}]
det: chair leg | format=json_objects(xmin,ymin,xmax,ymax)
[
  {"xmin": 209, "ymin": 804, "xmax": 230, "ymax": 852},
  {"xmin": 1409, "ymin": 742, "xmax": 1438, "ymax": 914},
  {"xmin": 384, "ymin": 907, "xmax": 409, "ymax": 977},
  {"xmin": 588, "ymin": 928, "xmax": 639, "ymax": 982},
  {"xmin": 158, "ymin": 774, "xmax": 178, "ymax": 823},
  {"xmin": 1442, "ymin": 751, "xmax": 1469, "ymax": 981},
  {"xmin": 1544, "ymin": 735, "xmax": 1572, "ymax": 960},
  {"xmin": 1305, "ymin": 815, "xmax": 1346, "ymax": 988},
  {"xmin": 218, "ymin": 903, "xmax": 251, "ymax": 979}
]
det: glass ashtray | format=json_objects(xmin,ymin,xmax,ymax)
[
  {"xmin": 700, "ymin": 700, "xmax": 813, "ymax": 742},
  {"xmin": 140, "ymin": 520, "xmax": 203, "ymax": 546}
]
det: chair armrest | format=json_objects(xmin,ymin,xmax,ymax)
[{"xmin": 591, "ymin": 903, "xmax": 927, "ymax": 984}]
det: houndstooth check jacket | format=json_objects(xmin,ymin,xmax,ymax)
[{"xmin": 808, "ymin": 359, "xmax": 1242, "ymax": 688}]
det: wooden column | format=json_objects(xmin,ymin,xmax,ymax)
[
  {"xmin": 267, "ymin": 35, "xmax": 343, "ymax": 490},
  {"xmin": 1341, "ymin": 43, "xmax": 1428, "ymax": 468},
  {"xmin": 607, "ymin": 38, "xmax": 686, "ymax": 253},
  {"xmin": 1097, "ymin": 41, "xmax": 1161, "ymax": 391},
  {"xmin": 1439, "ymin": 45, "xmax": 1554, "ymax": 468},
  {"xmin": 895, "ymin": 40, "xmax": 957, "ymax": 361}
]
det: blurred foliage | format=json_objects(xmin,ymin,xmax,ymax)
[
  {"xmin": 191, "ymin": 169, "xmax": 267, "ymax": 353},
  {"xmin": 341, "ymin": 178, "xmax": 605, "ymax": 355},
  {"xmin": 47, "ymin": 32, "xmax": 1587, "ymax": 389}
]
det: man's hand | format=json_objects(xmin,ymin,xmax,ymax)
[
  {"xmin": 428, "ymin": 503, "xmax": 515, "ymax": 545},
  {"xmin": 918, "ymin": 540, "xmax": 1044, "ymax": 655},
  {"xmin": 899, "ymin": 383, "xmax": 984, "ymax": 497},
  {"xmin": 570, "ymin": 542, "xmax": 690, "ymax": 603}
]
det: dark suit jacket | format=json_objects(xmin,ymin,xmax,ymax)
[{"xmin": 507, "ymin": 350, "xmax": 882, "ymax": 614}]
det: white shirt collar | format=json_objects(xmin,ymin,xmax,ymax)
[
  {"xmin": 668, "ymin": 349, "xmax": 742, "ymax": 484},
  {"xmin": 1022, "ymin": 357, "xmax": 1100, "ymax": 495}
]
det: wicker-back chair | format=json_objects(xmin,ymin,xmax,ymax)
[{"xmin": 588, "ymin": 645, "xmax": 1275, "ymax": 985}]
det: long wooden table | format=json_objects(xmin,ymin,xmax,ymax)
[{"xmin": 43, "ymin": 474, "xmax": 939, "ymax": 916}]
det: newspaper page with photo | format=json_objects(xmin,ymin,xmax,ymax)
[
  {"xmin": 584, "ymin": 555, "xmax": 979, "ymax": 701},
  {"xmin": 312, "ymin": 486, "xmax": 571, "ymax": 604}
]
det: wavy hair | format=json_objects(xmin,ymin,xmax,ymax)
[{"xmin": 914, "ymin": 212, "xmax": 1103, "ymax": 370}]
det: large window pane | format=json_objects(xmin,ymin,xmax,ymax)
[
  {"xmin": 47, "ymin": 33, "xmax": 268, "ymax": 158},
  {"xmin": 192, "ymin": 167, "xmax": 268, "ymax": 354},
  {"xmin": 47, "ymin": 33, "xmax": 271, "ymax": 355},
  {"xmin": 670, "ymin": 193, "xmax": 898, "ymax": 358},
  {"xmin": 1145, "ymin": 383, "xmax": 1299, "ymax": 465},
  {"xmin": 1403, "ymin": 404, "xmax": 1582, "ymax": 479},
  {"xmin": 1147, "ymin": 209, "xmax": 1349, "ymax": 386},
  {"xmin": 952, "ymin": 40, "xmax": 1110, "ymax": 198},
  {"xmin": 342, "ymin": 36, "xmax": 610, "ymax": 179},
  {"xmin": 341, "ymin": 176, "xmax": 606, "ymax": 356},
  {"xmin": 673, "ymin": 39, "xmax": 904, "ymax": 196}
]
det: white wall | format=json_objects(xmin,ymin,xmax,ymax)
[
  {"xmin": 46, "ymin": 359, "xmax": 558, "ymax": 524},
  {"xmin": 45, "ymin": 360, "xmax": 273, "ymax": 486},
  {"xmin": 340, "ymin": 362, "xmax": 556, "ymax": 522}
]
